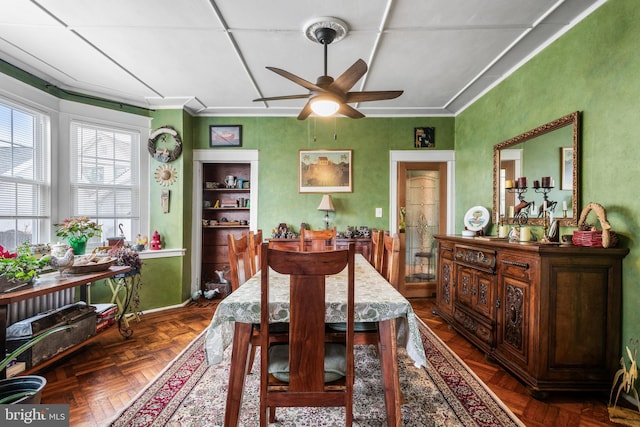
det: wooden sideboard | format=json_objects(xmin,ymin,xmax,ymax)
[
  {"xmin": 434, "ymin": 234, "xmax": 629, "ymax": 397},
  {"xmin": 268, "ymin": 237, "xmax": 372, "ymax": 262}
]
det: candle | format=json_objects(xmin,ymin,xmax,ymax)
[
  {"xmin": 520, "ymin": 227, "xmax": 531, "ymax": 242},
  {"xmin": 563, "ymin": 201, "xmax": 568, "ymax": 211},
  {"xmin": 543, "ymin": 200, "xmax": 547, "ymax": 211},
  {"xmin": 504, "ymin": 180, "xmax": 513, "ymax": 189},
  {"xmin": 533, "ymin": 180, "xmax": 540, "ymax": 189},
  {"xmin": 519, "ymin": 177, "xmax": 527, "ymax": 188},
  {"xmin": 541, "ymin": 176, "xmax": 551, "ymax": 188},
  {"xmin": 499, "ymin": 225, "xmax": 509, "ymax": 238},
  {"xmin": 508, "ymin": 206, "xmax": 515, "ymax": 218}
]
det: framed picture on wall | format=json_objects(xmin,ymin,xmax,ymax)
[
  {"xmin": 210, "ymin": 125, "xmax": 242, "ymax": 147},
  {"xmin": 561, "ymin": 146, "xmax": 573, "ymax": 190},
  {"xmin": 415, "ymin": 127, "xmax": 435, "ymax": 148},
  {"xmin": 299, "ymin": 149, "xmax": 352, "ymax": 193}
]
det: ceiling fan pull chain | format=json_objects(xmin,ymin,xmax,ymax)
[
  {"xmin": 313, "ymin": 117, "xmax": 317, "ymax": 142},
  {"xmin": 334, "ymin": 117, "xmax": 337, "ymax": 140}
]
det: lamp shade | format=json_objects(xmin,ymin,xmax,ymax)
[
  {"xmin": 317, "ymin": 194, "xmax": 335, "ymax": 212},
  {"xmin": 310, "ymin": 96, "xmax": 340, "ymax": 117}
]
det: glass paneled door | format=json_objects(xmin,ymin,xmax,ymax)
[{"xmin": 397, "ymin": 162, "xmax": 447, "ymax": 298}]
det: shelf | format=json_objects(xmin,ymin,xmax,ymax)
[
  {"xmin": 203, "ymin": 207, "xmax": 249, "ymax": 211},
  {"xmin": 203, "ymin": 225, "xmax": 250, "ymax": 229},
  {"xmin": 204, "ymin": 188, "xmax": 249, "ymax": 192}
]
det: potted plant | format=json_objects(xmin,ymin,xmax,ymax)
[
  {"xmin": 55, "ymin": 216, "xmax": 102, "ymax": 255},
  {"xmin": 0, "ymin": 324, "xmax": 75, "ymax": 404},
  {"xmin": 0, "ymin": 243, "xmax": 50, "ymax": 293},
  {"xmin": 609, "ymin": 338, "xmax": 640, "ymax": 425}
]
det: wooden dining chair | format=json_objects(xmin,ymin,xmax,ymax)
[
  {"xmin": 381, "ymin": 233, "xmax": 400, "ymax": 289},
  {"xmin": 260, "ymin": 242, "xmax": 356, "ymax": 426},
  {"xmin": 299, "ymin": 226, "xmax": 337, "ymax": 251},
  {"xmin": 370, "ymin": 229, "xmax": 385, "ymax": 273},
  {"xmin": 248, "ymin": 229, "xmax": 263, "ymax": 273},
  {"xmin": 228, "ymin": 232, "xmax": 262, "ymax": 374},
  {"xmin": 227, "ymin": 233, "xmax": 254, "ymax": 292}
]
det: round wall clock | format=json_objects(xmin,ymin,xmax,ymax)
[
  {"xmin": 154, "ymin": 164, "xmax": 178, "ymax": 186},
  {"xmin": 148, "ymin": 125, "xmax": 182, "ymax": 162}
]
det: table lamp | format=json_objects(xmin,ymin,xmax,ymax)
[{"xmin": 317, "ymin": 194, "xmax": 335, "ymax": 229}]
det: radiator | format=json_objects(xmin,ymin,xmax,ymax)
[{"xmin": 7, "ymin": 288, "xmax": 76, "ymax": 326}]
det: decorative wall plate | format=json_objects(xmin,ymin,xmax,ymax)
[
  {"xmin": 464, "ymin": 206, "xmax": 490, "ymax": 231},
  {"xmin": 154, "ymin": 164, "xmax": 178, "ymax": 186},
  {"xmin": 148, "ymin": 125, "xmax": 182, "ymax": 162}
]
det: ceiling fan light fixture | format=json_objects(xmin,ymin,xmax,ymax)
[{"xmin": 310, "ymin": 96, "xmax": 340, "ymax": 116}]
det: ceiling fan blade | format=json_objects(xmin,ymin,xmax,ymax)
[
  {"xmin": 345, "ymin": 90, "xmax": 404, "ymax": 103},
  {"xmin": 331, "ymin": 59, "xmax": 368, "ymax": 93},
  {"xmin": 253, "ymin": 94, "xmax": 310, "ymax": 102},
  {"xmin": 266, "ymin": 66, "xmax": 326, "ymax": 92},
  {"xmin": 297, "ymin": 101, "xmax": 313, "ymax": 120},
  {"xmin": 337, "ymin": 103, "xmax": 365, "ymax": 119}
]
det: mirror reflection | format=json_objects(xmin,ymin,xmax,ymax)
[{"xmin": 493, "ymin": 111, "xmax": 580, "ymax": 227}]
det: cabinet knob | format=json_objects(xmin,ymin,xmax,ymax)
[{"xmin": 495, "ymin": 298, "xmax": 501, "ymax": 308}]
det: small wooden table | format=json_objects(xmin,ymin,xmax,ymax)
[
  {"xmin": 0, "ymin": 266, "xmax": 131, "ymax": 378},
  {"xmin": 204, "ymin": 255, "xmax": 426, "ymax": 426}
]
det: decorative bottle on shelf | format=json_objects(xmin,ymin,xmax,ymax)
[{"xmin": 150, "ymin": 230, "xmax": 162, "ymax": 250}]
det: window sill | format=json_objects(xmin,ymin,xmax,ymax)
[{"xmin": 138, "ymin": 248, "xmax": 186, "ymax": 259}]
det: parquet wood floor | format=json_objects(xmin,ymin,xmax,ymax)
[{"xmin": 35, "ymin": 298, "xmax": 618, "ymax": 426}]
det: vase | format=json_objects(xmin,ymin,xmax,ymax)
[
  {"xmin": 0, "ymin": 375, "xmax": 46, "ymax": 404},
  {"xmin": 68, "ymin": 237, "xmax": 87, "ymax": 255}
]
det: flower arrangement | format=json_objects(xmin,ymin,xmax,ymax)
[
  {"xmin": 108, "ymin": 245, "xmax": 142, "ymax": 272},
  {"xmin": 0, "ymin": 242, "xmax": 50, "ymax": 284},
  {"xmin": 55, "ymin": 217, "xmax": 102, "ymax": 241}
]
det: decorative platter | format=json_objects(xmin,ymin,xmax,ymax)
[
  {"xmin": 463, "ymin": 205, "xmax": 491, "ymax": 231},
  {"xmin": 66, "ymin": 258, "xmax": 116, "ymax": 274}
]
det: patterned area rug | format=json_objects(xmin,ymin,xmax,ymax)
[{"xmin": 110, "ymin": 319, "xmax": 524, "ymax": 426}]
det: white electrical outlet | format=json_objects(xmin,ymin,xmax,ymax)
[{"xmin": 375, "ymin": 208, "xmax": 383, "ymax": 218}]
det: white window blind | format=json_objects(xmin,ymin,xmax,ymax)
[
  {"xmin": 0, "ymin": 101, "xmax": 50, "ymax": 250},
  {"xmin": 70, "ymin": 121, "xmax": 140, "ymax": 243}
]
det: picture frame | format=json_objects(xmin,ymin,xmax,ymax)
[
  {"xmin": 209, "ymin": 125, "xmax": 242, "ymax": 147},
  {"xmin": 299, "ymin": 149, "xmax": 352, "ymax": 193},
  {"xmin": 561, "ymin": 146, "xmax": 573, "ymax": 190},
  {"xmin": 414, "ymin": 127, "xmax": 435, "ymax": 148}
]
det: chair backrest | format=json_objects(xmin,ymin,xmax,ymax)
[
  {"xmin": 260, "ymin": 242, "xmax": 355, "ymax": 422},
  {"xmin": 227, "ymin": 233, "xmax": 253, "ymax": 292},
  {"xmin": 370, "ymin": 229, "xmax": 385, "ymax": 273},
  {"xmin": 299, "ymin": 226, "xmax": 337, "ymax": 251},
  {"xmin": 248, "ymin": 229, "xmax": 263, "ymax": 273},
  {"xmin": 382, "ymin": 234, "xmax": 400, "ymax": 288}
]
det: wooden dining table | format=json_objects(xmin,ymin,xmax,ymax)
[{"xmin": 204, "ymin": 254, "xmax": 426, "ymax": 426}]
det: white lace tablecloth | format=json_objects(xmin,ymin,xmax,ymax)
[{"xmin": 204, "ymin": 254, "xmax": 427, "ymax": 368}]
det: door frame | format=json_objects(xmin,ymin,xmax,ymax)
[
  {"xmin": 389, "ymin": 150, "xmax": 456, "ymax": 234},
  {"xmin": 191, "ymin": 149, "xmax": 259, "ymax": 294}
]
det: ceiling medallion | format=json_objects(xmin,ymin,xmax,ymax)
[
  {"xmin": 303, "ymin": 17, "xmax": 348, "ymax": 44},
  {"xmin": 154, "ymin": 164, "xmax": 178, "ymax": 186}
]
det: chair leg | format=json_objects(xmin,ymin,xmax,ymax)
[
  {"xmin": 269, "ymin": 407, "xmax": 276, "ymax": 423},
  {"xmin": 247, "ymin": 343, "xmax": 257, "ymax": 374}
]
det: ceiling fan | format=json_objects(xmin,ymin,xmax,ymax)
[{"xmin": 253, "ymin": 18, "xmax": 403, "ymax": 120}]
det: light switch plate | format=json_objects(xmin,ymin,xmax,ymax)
[{"xmin": 375, "ymin": 208, "xmax": 383, "ymax": 218}]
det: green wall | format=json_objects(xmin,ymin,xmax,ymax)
[
  {"xmin": 192, "ymin": 117, "xmax": 454, "ymax": 234},
  {"xmin": 456, "ymin": 0, "xmax": 640, "ymax": 345}
]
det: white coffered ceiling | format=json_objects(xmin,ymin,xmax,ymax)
[{"xmin": 0, "ymin": 0, "xmax": 603, "ymax": 117}]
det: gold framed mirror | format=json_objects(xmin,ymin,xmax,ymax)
[{"xmin": 493, "ymin": 111, "xmax": 580, "ymax": 227}]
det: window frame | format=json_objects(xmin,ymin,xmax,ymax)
[
  {"xmin": 58, "ymin": 101, "xmax": 150, "ymax": 249},
  {"xmin": 0, "ymin": 96, "xmax": 51, "ymax": 250}
]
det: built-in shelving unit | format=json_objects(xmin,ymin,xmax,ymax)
[{"xmin": 201, "ymin": 163, "xmax": 252, "ymax": 290}]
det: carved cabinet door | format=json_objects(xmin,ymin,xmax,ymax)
[
  {"xmin": 435, "ymin": 242, "xmax": 455, "ymax": 320},
  {"xmin": 496, "ymin": 267, "xmax": 531, "ymax": 368}
]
